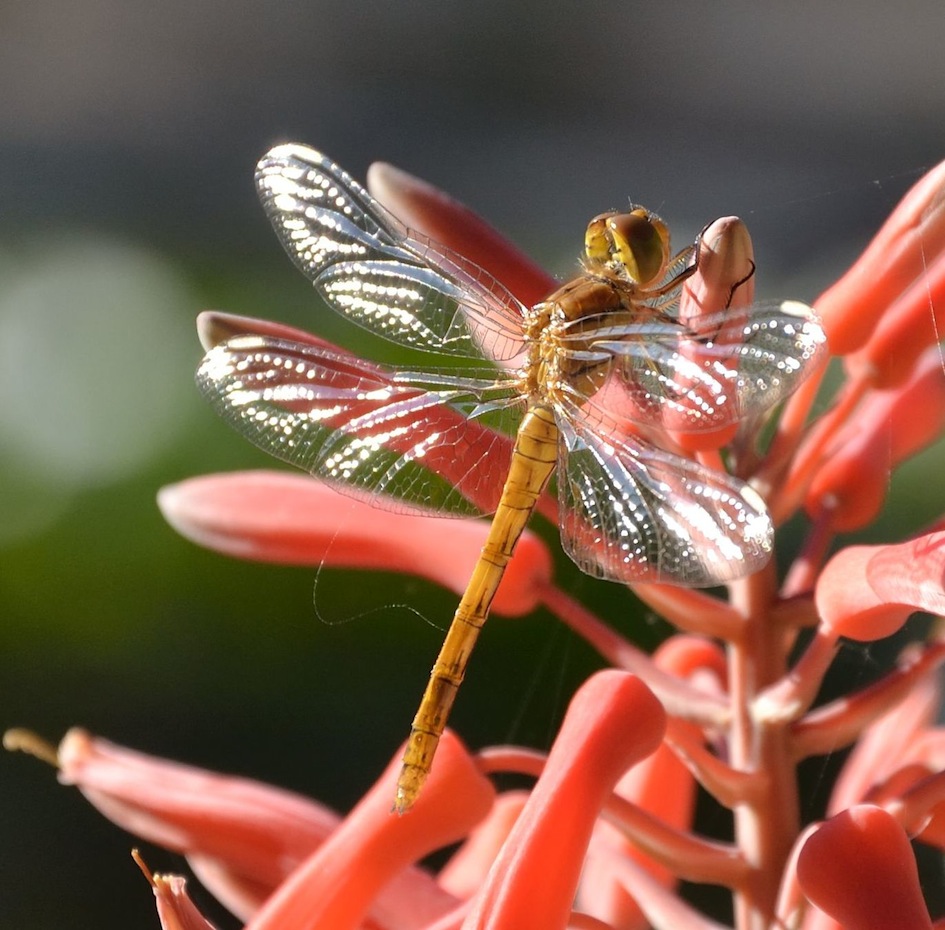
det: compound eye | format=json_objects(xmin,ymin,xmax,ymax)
[{"xmin": 607, "ymin": 209, "xmax": 671, "ymax": 286}]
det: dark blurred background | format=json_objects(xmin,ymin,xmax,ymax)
[{"xmin": 3, "ymin": 3, "xmax": 945, "ymax": 927}]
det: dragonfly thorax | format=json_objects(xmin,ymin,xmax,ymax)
[{"xmin": 520, "ymin": 275, "xmax": 625, "ymax": 406}]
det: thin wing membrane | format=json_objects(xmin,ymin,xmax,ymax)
[
  {"xmin": 256, "ymin": 144, "xmax": 527, "ymax": 361},
  {"xmin": 197, "ymin": 334, "xmax": 518, "ymax": 516},
  {"xmin": 555, "ymin": 402, "xmax": 773, "ymax": 586},
  {"xmin": 558, "ymin": 299, "xmax": 826, "ymax": 432}
]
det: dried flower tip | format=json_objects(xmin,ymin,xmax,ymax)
[
  {"xmin": 133, "ymin": 850, "xmax": 220, "ymax": 930},
  {"xmin": 132, "ymin": 848, "xmax": 153, "ymax": 884},
  {"xmin": 3, "ymin": 728, "xmax": 60, "ymax": 767}
]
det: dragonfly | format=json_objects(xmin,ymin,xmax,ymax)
[{"xmin": 197, "ymin": 143, "xmax": 827, "ymax": 812}]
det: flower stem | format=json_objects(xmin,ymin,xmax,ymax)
[
  {"xmin": 727, "ymin": 565, "xmax": 800, "ymax": 930},
  {"xmin": 539, "ymin": 584, "xmax": 729, "ymax": 727}
]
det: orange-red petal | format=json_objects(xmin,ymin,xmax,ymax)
[
  {"xmin": 245, "ymin": 730, "xmax": 492, "ymax": 930},
  {"xmin": 805, "ymin": 346, "xmax": 945, "ymax": 531},
  {"xmin": 815, "ymin": 534, "xmax": 945, "ymax": 640},
  {"xmin": 158, "ymin": 471, "xmax": 552, "ymax": 617},
  {"xmin": 816, "ymin": 159, "xmax": 945, "ymax": 357},
  {"xmin": 366, "ymin": 162, "xmax": 557, "ymax": 309},
  {"xmin": 797, "ymin": 805, "xmax": 932, "ymax": 930},
  {"xmin": 846, "ymin": 248, "xmax": 945, "ymax": 388},
  {"xmin": 437, "ymin": 791, "xmax": 528, "ymax": 900},
  {"xmin": 462, "ymin": 671, "xmax": 665, "ymax": 930}
]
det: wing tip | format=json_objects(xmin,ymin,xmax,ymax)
[{"xmin": 255, "ymin": 143, "xmax": 335, "ymax": 192}]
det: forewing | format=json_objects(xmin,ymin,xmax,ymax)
[
  {"xmin": 555, "ymin": 405, "xmax": 773, "ymax": 587},
  {"xmin": 196, "ymin": 334, "xmax": 517, "ymax": 516},
  {"xmin": 561, "ymin": 299, "xmax": 826, "ymax": 432},
  {"xmin": 255, "ymin": 144, "xmax": 527, "ymax": 361}
]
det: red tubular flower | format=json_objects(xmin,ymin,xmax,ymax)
[
  {"xmin": 796, "ymin": 806, "xmax": 933, "ymax": 930},
  {"xmin": 576, "ymin": 636, "xmax": 720, "ymax": 929},
  {"xmin": 244, "ymin": 731, "xmax": 493, "ymax": 930},
  {"xmin": 667, "ymin": 215, "xmax": 756, "ymax": 452},
  {"xmin": 193, "ymin": 310, "xmax": 539, "ymax": 521},
  {"xmin": 815, "ymin": 158, "xmax": 945, "ymax": 358},
  {"xmin": 57, "ymin": 727, "xmax": 339, "ymax": 895},
  {"xmin": 846, "ymin": 248, "xmax": 945, "ymax": 388},
  {"xmin": 828, "ymin": 671, "xmax": 941, "ymax": 817},
  {"xmin": 365, "ymin": 162, "xmax": 557, "ymax": 311},
  {"xmin": 805, "ymin": 345, "xmax": 945, "ymax": 531},
  {"xmin": 54, "ymin": 728, "xmax": 468, "ymax": 927},
  {"xmin": 158, "ymin": 470, "xmax": 552, "ymax": 617},
  {"xmin": 821, "ymin": 666, "xmax": 945, "ymax": 857},
  {"xmin": 815, "ymin": 533, "xmax": 945, "ymax": 641},
  {"xmin": 148, "ymin": 156, "xmax": 945, "ymax": 926},
  {"xmin": 462, "ymin": 671, "xmax": 665, "ymax": 930}
]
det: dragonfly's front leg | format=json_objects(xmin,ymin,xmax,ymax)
[{"xmin": 394, "ymin": 405, "xmax": 559, "ymax": 813}]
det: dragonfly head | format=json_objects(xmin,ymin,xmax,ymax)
[{"xmin": 583, "ymin": 208, "xmax": 671, "ymax": 288}]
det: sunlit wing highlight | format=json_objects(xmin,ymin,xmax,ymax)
[
  {"xmin": 197, "ymin": 335, "xmax": 519, "ymax": 517},
  {"xmin": 556, "ymin": 400, "xmax": 772, "ymax": 586},
  {"xmin": 256, "ymin": 144, "xmax": 528, "ymax": 363},
  {"xmin": 560, "ymin": 300, "xmax": 826, "ymax": 434}
]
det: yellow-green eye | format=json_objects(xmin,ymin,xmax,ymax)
[{"xmin": 606, "ymin": 209, "xmax": 671, "ymax": 286}]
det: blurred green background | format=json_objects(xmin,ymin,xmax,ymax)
[{"xmin": 3, "ymin": 3, "xmax": 945, "ymax": 927}]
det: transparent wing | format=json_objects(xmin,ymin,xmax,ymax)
[
  {"xmin": 557, "ymin": 299, "xmax": 826, "ymax": 432},
  {"xmin": 255, "ymin": 144, "xmax": 528, "ymax": 362},
  {"xmin": 196, "ymin": 334, "xmax": 520, "ymax": 516},
  {"xmin": 555, "ymin": 400, "xmax": 773, "ymax": 586}
]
